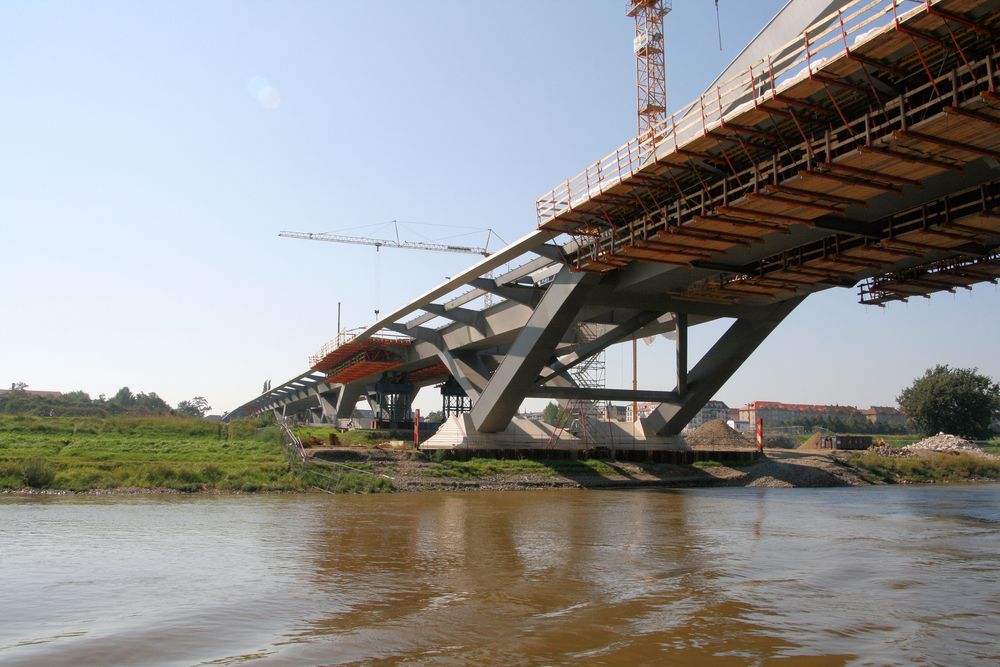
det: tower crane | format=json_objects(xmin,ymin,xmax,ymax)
[
  {"xmin": 623, "ymin": 1, "xmax": 721, "ymax": 423},
  {"xmin": 278, "ymin": 228, "xmax": 492, "ymax": 256},
  {"xmin": 279, "ymin": 223, "xmax": 498, "ymax": 316},
  {"xmin": 628, "ymin": 0, "xmax": 672, "ymax": 138}
]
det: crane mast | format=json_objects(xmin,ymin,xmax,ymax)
[{"xmin": 627, "ymin": 0, "xmax": 671, "ymax": 139}]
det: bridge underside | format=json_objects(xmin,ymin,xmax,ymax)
[{"xmin": 226, "ymin": 0, "xmax": 1000, "ymax": 450}]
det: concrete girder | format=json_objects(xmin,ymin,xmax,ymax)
[
  {"xmin": 314, "ymin": 387, "xmax": 338, "ymax": 422},
  {"xmin": 528, "ymin": 386, "xmax": 680, "ymax": 403},
  {"xmin": 334, "ymin": 382, "xmax": 366, "ymax": 420},
  {"xmin": 538, "ymin": 309, "xmax": 665, "ymax": 383},
  {"xmin": 433, "ymin": 348, "xmax": 491, "ymax": 403},
  {"xmin": 582, "ymin": 293, "xmax": 763, "ymax": 319},
  {"xmin": 642, "ymin": 296, "xmax": 805, "ymax": 436},
  {"xmin": 402, "ymin": 256, "xmax": 559, "ymax": 331},
  {"xmin": 419, "ymin": 303, "xmax": 485, "ymax": 333},
  {"xmin": 471, "ymin": 266, "xmax": 600, "ymax": 433},
  {"xmin": 387, "ymin": 322, "xmax": 441, "ymax": 343},
  {"xmin": 470, "ymin": 278, "xmax": 543, "ymax": 306}
]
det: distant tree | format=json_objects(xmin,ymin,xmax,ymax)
[
  {"xmin": 133, "ymin": 392, "xmax": 172, "ymax": 416},
  {"xmin": 541, "ymin": 402, "xmax": 569, "ymax": 426},
  {"xmin": 176, "ymin": 396, "xmax": 211, "ymax": 418},
  {"xmin": 425, "ymin": 411, "xmax": 444, "ymax": 423},
  {"xmin": 898, "ymin": 365, "xmax": 1000, "ymax": 439},
  {"xmin": 110, "ymin": 387, "xmax": 136, "ymax": 411},
  {"xmin": 10, "ymin": 382, "xmax": 28, "ymax": 392}
]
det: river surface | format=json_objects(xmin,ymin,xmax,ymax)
[{"xmin": 2, "ymin": 485, "xmax": 999, "ymax": 666}]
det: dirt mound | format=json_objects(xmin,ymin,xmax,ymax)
[
  {"xmin": 903, "ymin": 432, "xmax": 982, "ymax": 454},
  {"xmin": 737, "ymin": 458, "xmax": 853, "ymax": 487},
  {"xmin": 685, "ymin": 420, "xmax": 754, "ymax": 449}
]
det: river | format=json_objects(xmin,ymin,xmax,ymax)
[{"xmin": 2, "ymin": 485, "xmax": 998, "ymax": 666}]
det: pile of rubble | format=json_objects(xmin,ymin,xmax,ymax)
[
  {"xmin": 867, "ymin": 443, "xmax": 908, "ymax": 457},
  {"xmin": 902, "ymin": 432, "xmax": 984, "ymax": 454}
]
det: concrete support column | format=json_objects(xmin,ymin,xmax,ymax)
[
  {"xmin": 334, "ymin": 382, "xmax": 366, "ymax": 420},
  {"xmin": 675, "ymin": 312, "xmax": 688, "ymax": 398},
  {"xmin": 643, "ymin": 297, "xmax": 803, "ymax": 436},
  {"xmin": 314, "ymin": 388, "xmax": 338, "ymax": 423},
  {"xmin": 471, "ymin": 266, "xmax": 599, "ymax": 433}
]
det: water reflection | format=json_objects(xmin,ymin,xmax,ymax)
[{"xmin": 1, "ymin": 486, "xmax": 998, "ymax": 666}]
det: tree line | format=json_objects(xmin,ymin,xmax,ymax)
[{"xmin": 0, "ymin": 384, "xmax": 212, "ymax": 419}]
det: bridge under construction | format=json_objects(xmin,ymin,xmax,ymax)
[{"xmin": 226, "ymin": 0, "xmax": 1000, "ymax": 452}]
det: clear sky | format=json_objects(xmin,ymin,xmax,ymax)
[{"xmin": 2, "ymin": 1, "xmax": 998, "ymax": 416}]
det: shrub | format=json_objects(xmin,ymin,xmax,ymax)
[
  {"xmin": 143, "ymin": 463, "xmax": 177, "ymax": 485},
  {"xmin": 225, "ymin": 418, "xmax": 258, "ymax": 440},
  {"xmin": 21, "ymin": 458, "xmax": 56, "ymax": 488},
  {"xmin": 200, "ymin": 464, "xmax": 224, "ymax": 483},
  {"xmin": 253, "ymin": 426, "xmax": 284, "ymax": 445}
]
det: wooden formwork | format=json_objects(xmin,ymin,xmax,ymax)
[{"xmin": 537, "ymin": 0, "xmax": 1000, "ymax": 305}]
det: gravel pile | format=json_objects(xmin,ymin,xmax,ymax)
[
  {"xmin": 738, "ymin": 458, "xmax": 853, "ymax": 487},
  {"xmin": 685, "ymin": 420, "xmax": 755, "ymax": 449},
  {"xmin": 903, "ymin": 432, "xmax": 983, "ymax": 454}
]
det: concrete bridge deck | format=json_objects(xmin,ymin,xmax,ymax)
[{"xmin": 225, "ymin": 0, "xmax": 1000, "ymax": 451}]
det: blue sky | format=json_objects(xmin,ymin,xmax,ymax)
[{"xmin": 1, "ymin": 1, "xmax": 997, "ymax": 416}]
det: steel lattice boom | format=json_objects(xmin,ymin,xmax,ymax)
[{"xmin": 278, "ymin": 230, "xmax": 491, "ymax": 256}]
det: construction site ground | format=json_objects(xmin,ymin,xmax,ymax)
[{"xmin": 304, "ymin": 445, "xmax": 874, "ymax": 491}]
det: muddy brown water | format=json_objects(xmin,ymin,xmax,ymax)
[{"xmin": 2, "ymin": 486, "xmax": 999, "ymax": 666}]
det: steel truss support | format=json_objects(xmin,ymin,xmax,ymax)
[
  {"xmin": 471, "ymin": 266, "xmax": 600, "ymax": 432},
  {"xmin": 643, "ymin": 297, "xmax": 804, "ymax": 436}
]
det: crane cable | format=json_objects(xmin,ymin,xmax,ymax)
[{"xmin": 715, "ymin": 0, "xmax": 723, "ymax": 51}]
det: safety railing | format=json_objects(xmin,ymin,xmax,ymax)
[
  {"xmin": 308, "ymin": 326, "xmax": 412, "ymax": 366},
  {"xmin": 536, "ymin": 0, "xmax": 924, "ymax": 225},
  {"xmin": 277, "ymin": 416, "xmax": 395, "ymax": 492}
]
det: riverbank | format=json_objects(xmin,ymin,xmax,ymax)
[
  {"xmin": 300, "ymin": 447, "xmax": 869, "ymax": 491},
  {"xmin": 3, "ymin": 415, "xmax": 999, "ymax": 494},
  {"xmin": 0, "ymin": 415, "xmax": 306, "ymax": 492}
]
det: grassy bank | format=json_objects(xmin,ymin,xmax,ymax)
[
  {"xmin": 849, "ymin": 451, "xmax": 1000, "ymax": 484},
  {"xmin": 0, "ymin": 415, "xmax": 305, "ymax": 492}
]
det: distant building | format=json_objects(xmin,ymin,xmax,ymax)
[
  {"xmin": 685, "ymin": 400, "xmax": 730, "ymax": 430},
  {"xmin": 0, "ymin": 388, "xmax": 62, "ymax": 398},
  {"xmin": 738, "ymin": 401, "xmax": 861, "ymax": 426},
  {"xmin": 860, "ymin": 406, "xmax": 909, "ymax": 428},
  {"xmin": 727, "ymin": 419, "xmax": 753, "ymax": 433},
  {"xmin": 626, "ymin": 402, "xmax": 658, "ymax": 422},
  {"xmin": 738, "ymin": 401, "xmax": 910, "ymax": 428},
  {"xmin": 605, "ymin": 404, "xmax": 630, "ymax": 421}
]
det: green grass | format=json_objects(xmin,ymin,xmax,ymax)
[
  {"xmin": 982, "ymin": 439, "xmax": 1000, "ymax": 455},
  {"xmin": 297, "ymin": 463, "xmax": 394, "ymax": 493},
  {"xmin": 0, "ymin": 415, "xmax": 305, "ymax": 492},
  {"xmin": 851, "ymin": 451, "xmax": 1000, "ymax": 484},
  {"xmin": 292, "ymin": 425, "xmax": 414, "ymax": 447}
]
